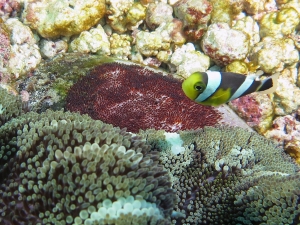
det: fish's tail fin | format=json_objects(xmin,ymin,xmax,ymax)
[{"xmin": 257, "ymin": 72, "xmax": 279, "ymax": 94}]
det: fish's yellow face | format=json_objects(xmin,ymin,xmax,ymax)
[{"xmin": 182, "ymin": 72, "xmax": 206, "ymax": 100}]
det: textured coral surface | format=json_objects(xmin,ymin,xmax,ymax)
[
  {"xmin": 66, "ymin": 62, "xmax": 222, "ymax": 133},
  {"xmin": 22, "ymin": 0, "xmax": 106, "ymax": 38}
]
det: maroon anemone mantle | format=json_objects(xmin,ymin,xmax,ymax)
[{"xmin": 66, "ymin": 62, "xmax": 221, "ymax": 133}]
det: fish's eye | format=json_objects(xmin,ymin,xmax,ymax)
[{"xmin": 194, "ymin": 82, "xmax": 205, "ymax": 93}]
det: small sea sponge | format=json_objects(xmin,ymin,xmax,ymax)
[
  {"xmin": 0, "ymin": 87, "xmax": 22, "ymax": 126},
  {"xmin": 66, "ymin": 62, "xmax": 222, "ymax": 133},
  {"xmin": 0, "ymin": 110, "xmax": 175, "ymax": 224},
  {"xmin": 140, "ymin": 126, "xmax": 300, "ymax": 224}
]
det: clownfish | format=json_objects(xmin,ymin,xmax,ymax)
[{"xmin": 182, "ymin": 71, "xmax": 279, "ymax": 107}]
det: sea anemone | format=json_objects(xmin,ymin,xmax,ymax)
[
  {"xmin": 66, "ymin": 62, "xmax": 222, "ymax": 133},
  {"xmin": 140, "ymin": 126, "xmax": 300, "ymax": 225},
  {"xmin": 0, "ymin": 109, "xmax": 175, "ymax": 224}
]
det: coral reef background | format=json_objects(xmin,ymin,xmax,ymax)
[{"xmin": 0, "ymin": 0, "xmax": 300, "ymax": 224}]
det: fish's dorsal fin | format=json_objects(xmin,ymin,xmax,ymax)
[
  {"xmin": 255, "ymin": 70, "xmax": 264, "ymax": 77},
  {"xmin": 248, "ymin": 70, "xmax": 264, "ymax": 81},
  {"xmin": 257, "ymin": 72, "xmax": 280, "ymax": 94}
]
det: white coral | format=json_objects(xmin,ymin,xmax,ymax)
[
  {"xmin": 40, "ymin": 39, "xmax": 68, "ymax": 59},
  {"xmin": 5, "ymin": 18, "xmax": 41, "ymax": 78},
  {"xmin": 233, "ymin": 16, "xmax": 260, "ymax": 47},
  {"xmin": 274, "ymin": 68, "xmax": 300, "ymax": 115},
  {"xmin": 135, "ymin": 30, "xmax": 169, "ymax": 57},
  {"xmin": 249, "ymin": 37, "xmax": 299, "ymax": 73},
  {"xmin": 22, "ymin": 0, "xmax": 106, "ymax": 38},
  {"xmin": 170, "ymin": 43, "xmax": 210, "ymax": 79},
  {"xmin": 70, "ymin": 25, "xmax": 110, "ymax": 55},
  {"xmin": 106, "ymin": 0, "xmax": 145, "ymax": 33},
  {"xmin": 109, "ymin": 33, "xmax": 132, "ymax": 59}
]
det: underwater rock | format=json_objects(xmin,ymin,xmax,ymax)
[
  {"xmin": 209, "ymin": 0, "xmax": 233, "ymax": 24},
  {"xmin": 232, "ymin": 16, "xmax": 260, "ymax": 47},
  {"xmin": 170, "ymin": 43, "xmax": 210, "ymax": 79},
  {"xmin": 229, "ymin": 93, "xmax": 274, "ymax": 134},
  {"xmin": 0, "ymin": 0, "xmax": 20, "ymax": 20},
  {"xmin": 106, "ymin": 0, "xmax": 146, "ymax": 34},
  {"xmin": 135, "ymin": 29, "xmax": 170, "ymax": 58},
  {"xmin": 39, "ymin": 39, "xmax": 68, "ymax": 59},
  {"xmin": 279, "ymin": 0, "xmax": 300, "ymax": 15},
  {"xmin": 274, "ymin": 68, "xmax": 300, "ymax": 115},
  {"xmin": 109, "ymin": 33, "xmax": 132, "ymax": 60},
  {"xmin": 22, "ymin": 0, "xmax": 106, "ymax": 38},
  {"xmin": 0, "ymin": 18, "xmax": 11, "ymax": 83},
  {"xmin": 259, "ymin": 7, "xmax": 300, "ymax": 38},
  {"xmin": 265, "ymin": 112, "xmax": 300, "ymax": 164},
  {"xmin": 244, "ymin": 0, "xmax": 276, "ymax": 16},
  {"xmin": 69, "ymin": 24, "xmax": 110, "ymax": 55},
  {"xmin": 249, "ymin": 37, "xmax": 299, "ymax": 74},
  {"xmin": 5, "ymin": 18, "xmax": 41, "ymax": 78},
  {"xmin": 201, "ymin": 22, "xmax": 250, "ymax": 66},
  {"xmin": 173, "ymin": 0, "xmax": 212, "ymax": 41},
  {"xmin": 145, "ymin": 2, "xmax": 174, "ymax": 30}
]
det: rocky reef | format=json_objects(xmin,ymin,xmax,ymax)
[{"xmin": 0, "ymin": 0, "xmax": 300, "ymax": 224}]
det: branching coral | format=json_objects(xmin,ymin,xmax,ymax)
[
  {"xmin": 0, "ymin": 109, "xmax": 175, "ymax": 224},
  {"xmin": 66, "ymin": 62, "xmax": 222, "ymax": 133},
  {"xmin": 140, "ymin": 126, "xmax": 300, "ymax": 225}
]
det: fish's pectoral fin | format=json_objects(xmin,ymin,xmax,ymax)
[
  {"xmin": 202, "ymin": 88, "xmax": 232, "ymax": 106},
  {"xmin": 209, "ymin": 88, "xmax": 232, "ymax": 100}
]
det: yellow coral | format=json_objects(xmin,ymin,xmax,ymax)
[
  {"xmin": 23, "ymin": 0, "xmax": 106, "ymax": 38},
  {"xmin": 259, "ymin": 7, "xmax": 300, "ymax": 38}
]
